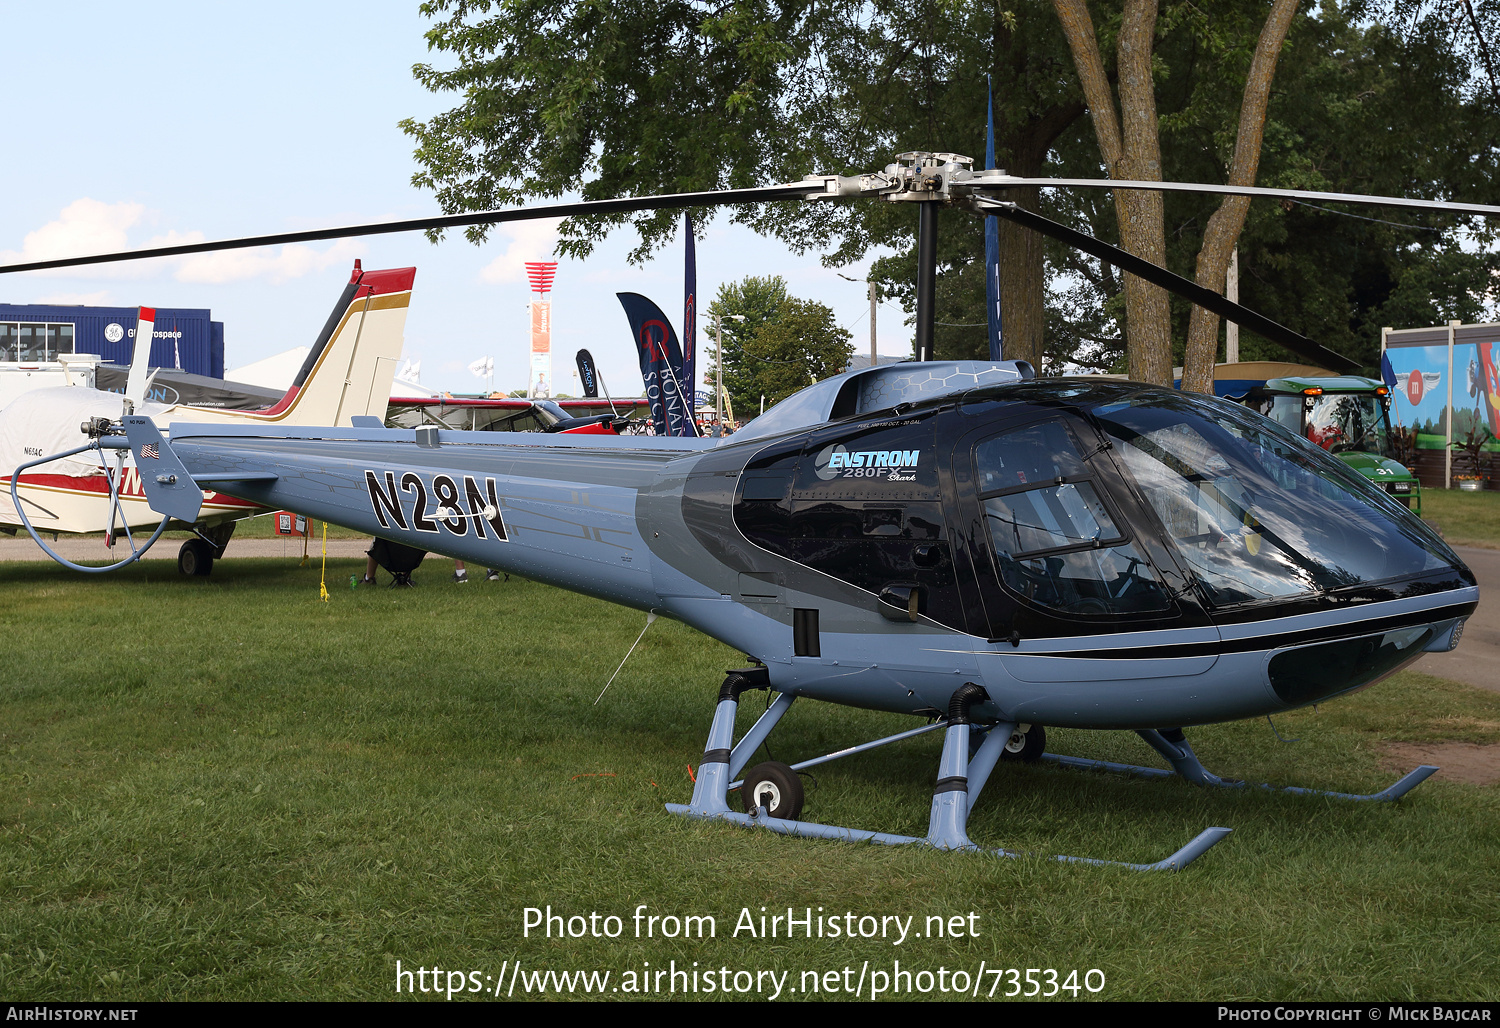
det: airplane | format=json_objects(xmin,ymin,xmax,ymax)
[
  {"xmin": 4, "ymin": 153, "xmax": 1486, "ymax": 870},
  {"xmin": 385, "ymin": 394, "xmax": 651, "ymax": 435},
  {"xmin": 0, "ymin": 261, "xmax": 413, "ymax": 575}
]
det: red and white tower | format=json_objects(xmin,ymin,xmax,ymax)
[{"xmin": 525, "ymin": 262, "xmax": 557, "ymax": 398}]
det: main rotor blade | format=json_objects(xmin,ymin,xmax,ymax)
[
  {"xmin": 0, "ymin": 184, "xmax": 816, "ymax": 276},
  {"xmin": 984, "ymin": 177, "xmax": 1500, "ymax": 219},
  {"xmin": 976, "ymin": 199, "xmax": 1360, "ymax": 375}
]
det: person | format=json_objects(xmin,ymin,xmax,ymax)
[
  {"xmin": 456, "ymin": 559, "xmax": 506, "ymax": 583},
  {"xmin": 362, "ymin": 538, "xmax": 425, "ymax": 587}
]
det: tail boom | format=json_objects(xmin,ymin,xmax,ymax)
[{"xmin": 161, "ymin": 422, "xmax": 703, "ymax": 608}]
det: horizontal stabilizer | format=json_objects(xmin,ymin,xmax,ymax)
[
  {"xmin": 190, "ymin": 472, "xmax": 280, "ymax": 484},
  {"xmin": 121, "ymin": 416, "xmax": 203, "ymax": 523}
]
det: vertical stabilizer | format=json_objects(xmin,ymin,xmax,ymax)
[{"xmin": 176, "ymin": 263, "xmax": 415, "ymax": 428}]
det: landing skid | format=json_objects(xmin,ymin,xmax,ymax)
[
  {"xmin": 666, "ymin": 676, "xmax": 1231, "ymax": 871},
  {"xmin": 1041, "ymin": 728, "xmax": 1439, "ymax": 802},
  {"xmin": 1044, "ymin": 726, "xmax": 1440, "ymax": 804}
]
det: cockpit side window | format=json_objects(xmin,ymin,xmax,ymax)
[{"xmin": 977, "ymin": 419, "xmax": 1172, "ymax": 616}]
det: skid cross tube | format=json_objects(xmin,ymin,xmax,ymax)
[
  {"xmin": 1038, "ymin": 729, "xmax": 1439, "ymax": 802},
  {"xmin": 10, "ymin": 440, "xmax": 172, "ymax": 573},
  {"xmin": 668, "ymin": 682, "xmax": 1230, "ymax": 870},
  {"xmin": 727, "ymin": 718, "xmax": 946, "ymax": 790}
]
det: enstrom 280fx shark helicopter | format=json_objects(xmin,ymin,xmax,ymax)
[{"xmin": 4, "ymin": 153, "xmax": 1487, "ymax": 870}]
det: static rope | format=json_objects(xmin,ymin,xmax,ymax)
[
  {"xmin": 318, "ymin": 521, "xmax": 329, "ymax": 602},
  {"xmin": 594, "ymin": 612, "xmax": 658, "ymax": 705}
]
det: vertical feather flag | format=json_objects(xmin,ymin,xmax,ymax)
[
  {"xmin": 684, "ymin": 214, "xmax": 698, "ymax": 421},
  {"xmin": 617, "ymin": 292, "xmax": 692, "ymax": 436},
  {"xmin": 576, "ymin": 349, "xmax": 600, "ymax": 398},
  {"xmin": 985, "ymin": 75, "xmax": 1004, "ymax": 361}
]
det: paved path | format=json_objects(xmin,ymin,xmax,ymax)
[{"xmin": 1416, "ymin": 545, "xmax": 1499, "ymax": 694}]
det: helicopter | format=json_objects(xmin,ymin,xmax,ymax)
[{"xmin": 3, "ymin": 153, "xmax": 1485, "ymax": 871}]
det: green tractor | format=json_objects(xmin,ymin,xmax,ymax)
[
  {"xmin": 1176, "ymin": 362, "xmax": 1422, "ymax": 516},
  {"xmin": 1240, "ymin": 370, "xmax": 1421, "ymax": 517}
]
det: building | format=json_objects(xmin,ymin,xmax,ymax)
[{"xmin": 0, "ymin": 303, "xmax": 225, "ymax": 378}]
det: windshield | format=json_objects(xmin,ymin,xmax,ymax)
[
  {"xmin": 1094, "ymin": 392, "xmax": 1455, "ymax": 607},
  {"xmin": 1269, "ymin": 393, "xmax": 1392, "ymax": 457}
]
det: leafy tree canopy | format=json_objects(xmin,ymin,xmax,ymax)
[
  {"xmin": 704, "ymin": 274, "xmax": 787, "ymax": 413},
  {"xmin": 1040, "ymin": 2, "xmax": 1500, "ymax": 376},
  {"xmin": 704, "ymin": 275, "xmax": 851, "ymax": 413},
  {"xmin": 741, "ymin": 297, "xmax": 855, "ymax": 408},
  {"xmin": 403, "ymin": 1, "xmax": 1499, "ymax": 380}
]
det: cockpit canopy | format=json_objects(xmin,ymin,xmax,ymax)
[{"xmin": 729, "ymin": 379, "xmax": 1468, "ymax": 640}]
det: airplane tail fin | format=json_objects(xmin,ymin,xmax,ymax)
[{"xmin": 186, "ymin": 261, "xmax": 414, "ymax": 428}]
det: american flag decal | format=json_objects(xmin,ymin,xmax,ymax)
[{"xmin": 140, "ymin": 444, "xmax": 159, "ymax": 460}]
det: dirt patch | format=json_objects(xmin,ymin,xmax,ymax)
[{"xmin": 1381, "ymin": 741, "xmax": 1500, "ymax": 786}]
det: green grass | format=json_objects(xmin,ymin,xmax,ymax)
[
  {"xmin": 1, "ymin": 559, "xmax": 1498, "ymax": 1002},
  {"xmin": 214, "ymin": 513, "xmax": 366, "ymax": 540},
  {"xmin": 1421, "ymin": 488, "xmax": 1500, "ymax": 549},
  {"xmin": 53, "ymin": 513, "xmax": 369, "ymax": 545}
]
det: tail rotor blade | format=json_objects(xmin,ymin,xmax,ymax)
[{"xmin": 123, "ymin": 306, "xmax": 156, "ymax": 410}]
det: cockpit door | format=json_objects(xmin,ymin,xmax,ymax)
[{"xmin": 954, "ymin": 410, "xmax": 1209, "ymax": 644}]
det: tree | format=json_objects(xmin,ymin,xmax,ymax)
[
  {"xmin": 1052, "ymin": 0, "xmax": 1301, "ymax": 389},
  {"xmin": 705, "ymin": 275, "xmax": 788, "ymax": 414},
  {"xmin": 400, "ymin": 1, "xmax": 1088, "ymax": 370},
  {"xmin": 1373, "ymin": 0, "xmax": 1500, "ymax": 103},
  {"xmin": 1048, "ymin": 5, "xmax": 1500, "ymax": 375},
  {"xmin": 705, "ymin": 276, "xmax": 852, "ymax": 414},
  {"xmin": 740, "ymin": 298, "xmax": 854, "ymax": 408},
  {"xmin": 402, "ymin": 2, "xmax": 1498, "ymax": 384}
]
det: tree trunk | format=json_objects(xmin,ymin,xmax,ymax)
[
  {"xmin": 987, "ymin": 12, "xmax": 1086, "ymax": 372},
  {"xmin": 995, "ymin": 185, "xmax": 1047, "ymax": 369},
  {"xmin": 1180, "ymin": 0, "xmax": 1301, "ymax": 394},
  {"xmin": 1053, "ymin": 0, "xmax": 1174, "ymax": 386}
]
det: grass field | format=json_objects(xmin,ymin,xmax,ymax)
[
  {"xmin": 95, "ymin": 513, "xmax": 368, "ymax": 544},
  {"xmin": 1, "ymin": 557, "xmax": 1497, "ymax": 1002},
  {"xmin": 1422, "ymin": 488, "xmax": 1500, "ymax": 549}
]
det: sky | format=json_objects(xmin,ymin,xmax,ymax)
[{"xmin": 1, "ymin": 2, "xmax": 913, "ymax": 398}]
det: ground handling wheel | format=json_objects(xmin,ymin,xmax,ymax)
[
  {"xmin": 740, "ymin": 761, "xmax": 804, "ymax": 820},
  {"xmin": 999, "ymin": 723, "xmax": 1046, "ymax": 763},
  {"xmin": 178, "ymin": 538, "xmax": 215, "ymax": 577}
]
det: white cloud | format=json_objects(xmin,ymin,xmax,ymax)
[
  {"xmin": 174, "ymin": 238, "xmax": 362, "ymax": 285},
  {"xmin": 10, "ymin": 198, "xmax": 144, "ymax": 260},
  {"xmin": 479, "ymin": 219, "xmax": 562, "ymax": 284},
  {"xmin": 29, "ymin": 290, "xmax": 115, "ymax": 306},
  {"xmin": 1, "ymin": 200, "xmax": 363, "ymax": 285},
  {"xmin": 0, "ymin": 198, "xmax": 153, "ymax": 278}
]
